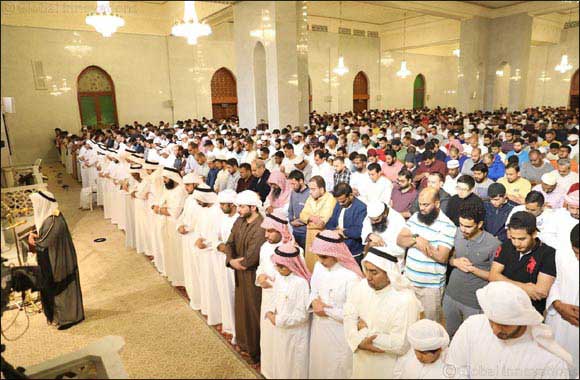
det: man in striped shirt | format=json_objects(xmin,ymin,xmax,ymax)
[{"xmin": 397, "ymin": 187, "xmax": 456, "ymax": 322}]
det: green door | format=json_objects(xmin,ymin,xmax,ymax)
[
  {"xmin": 79, "ymin": 96, "xmax": 98, "ymax": 127},
  {"xmin": 413, "ymin": 74, "xmax": 425, "ymax": 109},
  {"xmin": 99, "ymin": 95, "xmax": 116, "ymax": 126}
]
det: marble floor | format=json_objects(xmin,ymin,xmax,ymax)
[{"xmin": 1, "ymin": 163, "xmax": 260, "ymax": 379}]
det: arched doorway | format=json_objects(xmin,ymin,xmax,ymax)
[
  {"xmin": 413, "ymin": 74, "xmax": 426, "ymax": 109},
  {"xmin": 254, "ymin": 42, "xmax": 268, "ymax": 123},
  {"xmin": 353, "ymin": 71, "xmax": 369, "ymax": 114},
  {"xmin": 570, "ymin": 69, "xmax": 579, "ymax": 110},
  {"xmin": 211, "ymin": 67, "xmax": 238, "ymax": 120},
  {"xmin": 77, "ymin": 66, "xmax": 118, "ymax": 128},
  {"xmin": 493, "ymin": 62, "xmax": 510, "ymax": 111}
]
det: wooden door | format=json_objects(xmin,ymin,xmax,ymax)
[
  {"xmin": 353, "ymin": 71, "xmax": 369, "ymax": 114},
  {"xmin": 211, "ymin": 67, "xmax": 238, "ymax": 120}
]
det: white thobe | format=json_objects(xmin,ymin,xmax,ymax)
[
  {"xmin": 546, "ymin": 245, "xmax": 579, "ymax": 378},
  {"xmin": 361, "ymin": 209, "xmax": 408, "ymax": 272},
  {"xmin": 159, "ymin": 186, "xmax": 187, "ymax": 286},
  {"xmin": 96, "ymin": 158, "xmax": 108, "ymax": 206},
  {"xmin": 192, "ymin": 204, "xmax": 223, "ymax": 325},
  {"xmin": 216, "ymin": 213, "xmax": 237, "ymax": 340},
  {"xmin": 350, "ymin": 171, "xmax": 373, "ymax": 204},
  {"xmin": 311, "ymin": 162, "xmax": 335, "ymax": 193},
  {"xmin": 102, "ymin": 161, "xmax": 117, "ymax": 220},
  {"xmin": 308, "ymin": 262, "xmax": 360, "ymax": 379},
  {"xmin": 507, "ymin": 206, "xmax": 563, "ymax": 250},
  {"xmin": 214, "ymin": 170, "xmax": 229, "ymax": 193},
  {"xmin": 176, "ymin": 195, "xmax": 201, "ymax": 310},
  {"xmin": 447, "ymin": 314, "xmax": 569, "ymax": 379},
  {"xmin": 255, "ymin": 241, "xmax": 282, "ymax": 379},
  {"xmin": 366, "ymin": 177, "xmax": 393, "ymax": 205},
  {"xmin": 124, "ymin": 177, "xmax": 138, "ymax": 249},
  {"xmin": 134, "ymin": 175, "xmax": 152, "ymax": 255},
  {"xmin": 393, "ymin": 349, "xmax": 449, "ymax": 379},
  {"xmin": 344, "ymin": 281, "xmax": 422, "ymax": 379},
  {"xmin": 149, "ymin": 172, "xmax": 168, "ymax": 274},
  {"xmin": 267, "ymin": 273, "xmax": 311, "ymax": 379},
  {"xmin": 443, "ymin": 175, "xmax": 459, "ymax": 196}
]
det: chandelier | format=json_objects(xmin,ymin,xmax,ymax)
[
  {"xmin": 555, "ymin": 54, "xmax": 573, "ymax": 73},
  {"xmin": 396, "ymin": 12, "xmax": 412, "ymax": 78},
  {"xmin": 333, "ymin": 1, "xmax": 349, "ymax": 77},
  {"xmin": 172, "ymin": 1, "xmax": 212, "ymax": 45},
  {"xmin": 86, "ymin": 1, "xmax": 125, "ymax": 37}
]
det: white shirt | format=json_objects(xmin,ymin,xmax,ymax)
[
  {"xmin": 506, "ymin": 206, "xmax": 562, "ymax": 250},
  {"xmin": 349, "ymin": 171, "xmax": 373, "ymax": 204},
  {"xmin": 311, "ymin": 161, "xmax": 335, "ymax": 193},
  {"xmin": 366, "ymin": 176, "xmax": 393, "ymax": 205},
  {"xmin": 443, "ymin": 175, "xmax": 459, "ymax": 196}
]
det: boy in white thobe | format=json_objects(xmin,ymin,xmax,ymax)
[
  {"xmin": 191, "ymin": 184, "xmax": 223, "ymax": 325},
  {"xmin": 545, "ymin": 223, "xmax": 579, "ymax": 378},
  {"xmin": 308, "ymin": 229, "xmax": 364, "ymax": 379},
  {"xmin": 216, "ymin": 189, "xmax": 239, "ymax": 342},
  {"xmin": 393, "ymin": 319, "xmax": 450, "ymax": 379},
  {"xmin": 177, "ymin": 174, "xmax": 202, "ymax": 310},
  {"xmin": 133, "ymin": 163, "xmax": 155, "ymax": 255},
  {"xmin": 256, "ymin": 210, "xmax": 292, "ymax": 379},
  {"xmin": 266, "ymin": 242, "xmax": 311, "ymax": 379},
  {"xmin": 344, "ymin": 249, "xmax": 423, "ymax": 379},
  {"xmin": 447, "ymin": 281, "xmax": 572, "ymax": 379}
]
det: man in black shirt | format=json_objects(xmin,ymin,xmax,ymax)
[
  {"xmin": 249, "ymin": 159, "xmax": 271, "ymax": 203},
  {"xmin": 446, "ymin": 174, "xmax": 484, "ymax": 226},
  {"xmin": 489, "ymin": 211, "xmax": 556, "ymax": 314}
]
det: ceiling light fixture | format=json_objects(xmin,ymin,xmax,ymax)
[
  {"xmin": 86, "ymin": 1, "xmax": 125, "ymax": 37},
  {"xmin": 333, "ymin": 1, "xmax": 349, "ymax": 77},
  {"xmin": 172, "ymin": 1, "xmax": 212, "ymax": 45},
  {"xmin": 396, "ymin": 12, "xmax": 411, "ymax": 78}
]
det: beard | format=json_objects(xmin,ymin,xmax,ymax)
[
  {"xmin": 272, "ymin": 187, "xmax": 282, "ymax": 198},
  {"xmin": 165, "ymin": 179, "xmax": 176, "ymax": 190},
  {"xmin": 417, "ymin": 208, "xmax": 439, "ymax": 226},
  {"xmin": 371, "ymin": 219, "xmax": 388, "ymax": 233}
]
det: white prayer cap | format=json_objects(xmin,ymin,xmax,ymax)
[
  {"xmin": 319, "ymin": 136, "xmax": 326, "ymax": 142},
  {"xmin": 447, "ymin": 160, "xmax": 460, "ymax": 169},
  {"xmin": 261, "ymin": 136, "xmax": 269, "ymax": 141},
  {"xmin": 326, "ymin": 126, "xmax": 334, "ymax": 132},
  {"xmin": 295, "ymin": 154, "xmax": 305, "ymax": 163},
  {"xmin": 541, "ymin": 172, "xmax": 557, "ymax": 186},
  {"xmin": 293, "ymin": 131, "xmax": 303, "ymax": 137},
  {"xmin": 407, "ymin": 319, "xmax": 450, "ymax": 352},
  {"xmin": 476, "ymin": 282, "xmax": 573, "ymax": 366},
  {"xmin": 182, "ymin": 173, "xmax": 202, "ymax": 185},
  {"xmin": 209, "ymin": 130, "xmax": 216, "ymax": 135},
  {"xmin": 568, "ymin": 134, "xmax": 579, "ymax": 142},
  {"xmin": 221, "ymin": 129, "xmax": 228, "ymax": 135},
  {"xmin": 206, "ymin": 153, "xmax": 216, "ymax": 162},
  {"xmin": 464, "ymin": 132, "xmax": 472, "ymax": 138},
  {"xmin": 162, "ymin": 166, "xmax": 182, "ymax": 184},
  {"xmin": 235, "ymin": 190, "xmax": 262, "ymax": 207},
  {"xmin": 216, "ymin": 153, "xmax": 227, "ymax": 161},
  {"xmin": 367, "ymin": 201, "xmax": 387, "ymax": 218},
  {"xmin": 218, "ymin": 189, "xmax": 237, "ymax": 204},
  {"xmin": 193, "ymin": 184, "xmax": 217, "ymax": 204}
]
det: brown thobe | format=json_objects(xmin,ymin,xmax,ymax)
[
  {"xmin": 36, "ymin": 212, "xmax": 85, "ymax": 328},
  {"xmin": 224, "ymin": 214, "xmax": 267, "ymax": 362}
]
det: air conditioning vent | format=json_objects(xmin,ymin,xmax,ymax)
[
  {"xmin": 338, "ymin": 27, "xmax": 352, "ymax": 35},
  {"xmin": 311, "ymin": 24, "xmax": 328, "ymax": 32},
  {"xmin": 353, "ymin": 29, "xmax": 365, "ymax": 36}
]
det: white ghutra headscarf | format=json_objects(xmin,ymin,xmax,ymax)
[{"xmin": 29, "ymin": 190, "xmax": 59, "ymax": 232}]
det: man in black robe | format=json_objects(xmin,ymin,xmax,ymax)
[{"xmin": 28, "ymin": 191, "xmax": 84, "ymax": 330}]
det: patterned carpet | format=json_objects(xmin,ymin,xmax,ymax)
[{"xmin": 1, "ymin": 163, "xmax": 261, "ymax": 379}]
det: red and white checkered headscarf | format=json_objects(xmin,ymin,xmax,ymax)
[
  {"xmin": 260, "ymin": 209, "xmax": 293, "ymax": 243},
  {"xmin": 271, "ymin": 242, "xmax": 311, "ymax": 283},
  {"xmin": 267, "ymin": 170, "xmax": 292, "ymax": 209},
  {"xmin": 310, "ymin": 230, "xmax": 364, "ymax": 278}
]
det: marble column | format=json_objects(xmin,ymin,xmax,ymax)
[
  {"xmin": 233, "ymin": 1, "xmax": 309, "ymax": 131},
  {"xmin": 459, "ymin": 13, "xmax": 533, "ymax": 112}
]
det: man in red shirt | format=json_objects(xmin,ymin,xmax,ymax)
[{"xmin": 413, "ymin": 150, "xmax": 447, "ymax": 191}]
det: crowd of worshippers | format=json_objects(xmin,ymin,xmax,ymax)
[{"xmin": 62, "ymin": 105, "xmax": 579, "ymax": 379}]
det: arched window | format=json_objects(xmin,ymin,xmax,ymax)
[
  {"xmin": 77, "ymin": 66, "xmax": 118, "ymax": 128},
  {"xmin": 413, "ymin": 74, "xmax": 426, "ymax": 110},
  {"xmin": 211, "ymin": 67, "xmax": 238, "ymax": 120},
  {"xmin": 570, "ymin": 69, "xmax": 579, "ymax": 110},
  {"xmin": 353, "ymin": 71, "xmax": 369, "ymax": 113}
]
